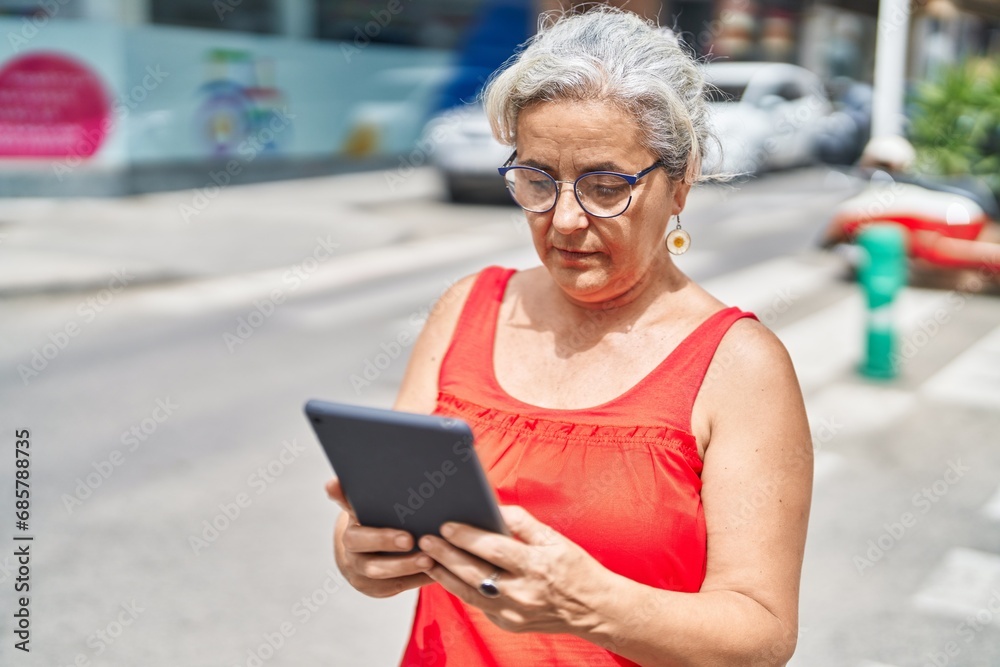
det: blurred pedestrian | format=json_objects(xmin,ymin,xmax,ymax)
[{"xmin": 327, "ymin": 8, "xmax": 812, "ymax": 665}]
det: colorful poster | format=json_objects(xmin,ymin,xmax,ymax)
[
  {"xmin": 0, "ymin": 51, "xmax": 111, "ymax": 158},
  {"xmin": 195, "ymin": 49, "xmax": 289, "ymax": 157}
]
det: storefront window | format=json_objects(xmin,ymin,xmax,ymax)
[
  {"xmin": 152, "ymin": 0, "xmax": 277, "ymax": 34},
  {"xmin": 0, "ymin": 0, "xmax": 82, "ymax": 18},
  {"xmin": 315, "ymin": 0, "xmax": 484, "ymax": 49},
  {"xmin": 671, "ymin": 0, "xmax": 716, "ymax": 58},
  {"xmin": 698, "ymin": 0, "xmax": 804, "ymax": 62}
]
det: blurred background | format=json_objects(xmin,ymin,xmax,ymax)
[{"xmin": 0, "ymin": 0, "xmax": 999, "ymax": 665}]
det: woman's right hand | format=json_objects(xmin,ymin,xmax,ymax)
[{"xmin": 325, "ymin": 477, "xmax": 434, "ymax": 598}]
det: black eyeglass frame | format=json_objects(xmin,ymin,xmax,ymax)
[{"xmin": 497, "ymin": 150, "xmax": 666, "ymax": 218}]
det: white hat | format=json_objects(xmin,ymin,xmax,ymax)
[{"xmin": 860, "ymin": 135, "xmax": 917, "ymax": 172}]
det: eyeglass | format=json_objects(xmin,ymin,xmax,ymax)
[{"xmin": 498, "ymin": 151, "xmax": 665, "ymax": 218}]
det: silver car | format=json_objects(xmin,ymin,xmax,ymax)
[
  {"xmin": 423, "ymin": 61, "xmax": 833, "ymax": 202},
  {"xmin": 702, "ymin": 62, "xmax": 833, "ymax": 176},
  {"xmin": 421, "ymin": 103, "xmax": 511, "ymax": 203}
]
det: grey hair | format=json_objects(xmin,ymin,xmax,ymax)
[{"xmin": 481, "ymin": 6, "xmax": 715, "ymax": 184}]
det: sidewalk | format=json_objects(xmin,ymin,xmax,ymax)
[
  {"xmin": 0, "ymin": 165, "xmax": 854, "ymax": 299},
  {"xmin": 0, "ymin": 167, "xmax": 477, "ymax": 297}
]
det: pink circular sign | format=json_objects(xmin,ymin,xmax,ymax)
[{"xmin": 0, "ymin": 51, "xmax": 111, "ymax": 158}]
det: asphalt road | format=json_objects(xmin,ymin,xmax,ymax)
[{"xmin": 1, "ymin": 166, "xmax": 998, "ymax": 666}]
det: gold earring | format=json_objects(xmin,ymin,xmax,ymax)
[{"xmin": 665, "ymin": 215, "xmax": 690, "ymax": 255}]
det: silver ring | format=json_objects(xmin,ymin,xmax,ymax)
[{"xmin": 478, "ymin": 569, "xmax": 502, "ymax": 598}]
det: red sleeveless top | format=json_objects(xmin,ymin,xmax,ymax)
[{"xmin": 400, "ymin": 266, "xmax": 757, "ymax": 666}]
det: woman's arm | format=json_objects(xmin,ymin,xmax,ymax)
[
  {"xmin": 575, "ymin": 318, "xmax": 813, "ymax": 665},
  {"xmin": 419, "ymin": 317, "xmax": 812, "ymax": 665},
  {"xmin": 325, "ymin": 272, "xmax": 478, "ymax": 598}
]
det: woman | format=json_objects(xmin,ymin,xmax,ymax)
[{"xmin": 327, "ymin": 8, "xmax": 813, "ymax": 666}]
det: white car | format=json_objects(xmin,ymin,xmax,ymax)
[
  {"xmin": 702, "ymin": 62, "xmax": 833, "ymax": 176},
  {"xmin": 422, "ymin": 61, "xmax": 834, "ymax": 202},
  {"xmin": 421, "ymin": 103, "xmax": 512, "ymax": 203}
]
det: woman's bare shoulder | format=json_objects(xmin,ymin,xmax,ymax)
[
  {"xmin": 713, "ymin": 315, "xmax": 797, "ymax": 386},
  {"xmin": 392, "ymin": 268, "xmax": 488, "ymax": 413},
  {"xmin": 430, "ymin": 264, "xmax": 534, "ymax": 336},
  {"xmin": 700, "ymin": 313, "xmax": 807, "ymax": 453}
]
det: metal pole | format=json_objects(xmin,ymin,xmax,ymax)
[{"xmin": 871, "ymin": 0, "xmax": 911, "ymax": 138}]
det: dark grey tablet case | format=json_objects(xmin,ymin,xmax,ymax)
[{"xmin": 305, "ymin": 399, "xmax": 507, "ymax": 541}]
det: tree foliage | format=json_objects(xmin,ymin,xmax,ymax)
[{"xmin": 909, "ymin": 59, "xmax": 1000, "ymax": 199}]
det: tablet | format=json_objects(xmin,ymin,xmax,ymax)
[{"xmin": 304, "ymin": 399, "xmax": 508, "ymax": 542}]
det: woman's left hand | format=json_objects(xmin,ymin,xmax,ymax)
[{"xmin": 418, "ymin": 505, "xmax": 608, "ymax": 636}]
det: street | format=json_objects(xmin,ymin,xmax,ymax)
[{"xmin": 1, "ymin": 165, "xmax": 999, "ymax": 666}]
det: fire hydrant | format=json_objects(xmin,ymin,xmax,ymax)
[{"xmin": 857, "ymin": 224, "xmax": 907, "ymax": 379}]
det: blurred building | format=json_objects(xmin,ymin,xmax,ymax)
[
  {"xmin": 664, "ymin": 0, "xmax": 1000, "ymax": 79},
  {"xmin": 800, "ymin": 0, "xmax": 1000, "ymax": 82},
  {"xmin": 0, "ymin": 0, "xmax": 505, "ymax": 195},
  {"xmin": 0, "ymin": 0, "xmax": 997, "ymax": 196}
]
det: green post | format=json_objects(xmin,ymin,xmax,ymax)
[{"xmin": 857, "ymin": 224, "xmax": 907, "ymax": 379}]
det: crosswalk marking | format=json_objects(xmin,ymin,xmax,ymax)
[
  {"xmin": 131, "ymin": 229, "xmax": 525, "ymax": 315},
  {"xmin": 912, "ymin": 547, "xmax": 1000, "ymax": 621},
  {"xmin": 981, "ymin": 486, "xmax": 1000, "ymax": 522},
  {"xmin": 813, "ymin": 450, "xmax": 847, "ymax": 482},
  {"xmin": 806, "ymin": 383, "xmax": 915, "ymax": 439},
  {"xmin": 696, "ymin": 253, "xmax": 993, "ymax": 402},
  {"xmin": 921, "ymin": 324, "xmax": 1000, "ymax": 409},
  {"xmin": 775, "ymin": 288, "xmax": 956, "ymax": 394},
  {"xmin": 701, "ymin": 254, "xmax": 843, "ymax": 316}
]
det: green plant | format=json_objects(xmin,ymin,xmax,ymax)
[{"xmin": 908, "ymin": 59, "xmax": 1000, "ymax": 200}]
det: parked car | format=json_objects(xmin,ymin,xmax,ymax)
[
  {"xmin": 419, "ymin": 0, "xmax": 531, "ymax": 203},
  {"xmin": 422, "ymin": 103, "xmax": 512, "ymax": 203},
  {"xmin": 702, "ymin": 62, "xmax": 833, "ymax": 176},
  {"xmin": 815, "ymin": 77, "xmax": 873, "ymax": 166},
  {"xmin": 424, "ymin": 61, "xmax": 836, "ymax": 203}
]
